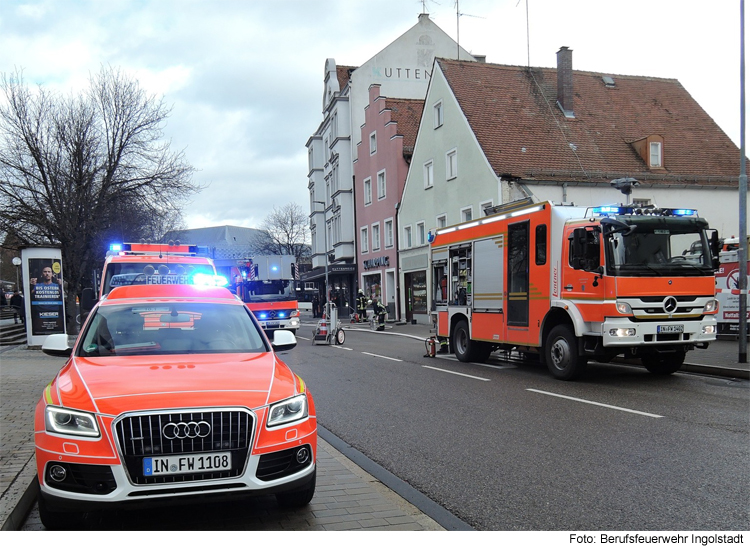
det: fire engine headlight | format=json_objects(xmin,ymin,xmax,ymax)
[
  {"xmin": 45, "ymin": 406, "xmax": 99, "ymax": 438},
  {"xmin": 609, "ymin": 328, "xmax": 636, "ymax": 337},
  {"xmin": 615, "ymin": 302, "xmax": 633, "ymax": 315},
  {"xmin": 703, "ymin": 324, "xmax": 716, "ymax": 334},
  {"xmin": 267, "ymin": 394, "xmax": 308, "ymax": 428},
  {"xmin": 703, "ymin": 299, "xmax": 719, "ymax": 314},
  {"xmin": 290, "ymin": 310, "xmax": 300, "ymax": 318}
]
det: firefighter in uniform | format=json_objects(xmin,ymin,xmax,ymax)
[{"xmin": 356, "ymin": 289, "xmax": 368, "ymax": 322}]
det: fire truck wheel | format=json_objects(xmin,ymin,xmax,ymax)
[
  {"xmin": 641, "ymin": 351, "xmax": 685, "ymax": 375},
  {"xmin": 453, "ymin": 320, "xmax": 476, "ymax": 362},
  {"xmin": 545, "ymin": 325, "xmax": 586, "ymax": 380}
]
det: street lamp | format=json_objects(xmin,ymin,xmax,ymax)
[
  {"xmin": 313, "ymin": 200, "xmax": 330, "ymax": 340},
  {"xmin": 12, "ymin": 257, "xmax": 21, "ymax": 289}
]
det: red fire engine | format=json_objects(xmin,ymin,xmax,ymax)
[
  {"xmin": 429, "ymin": 199, "xmax": 720, "ymax": 380},
  {"xmin": 234, "ymin": 255, "xmax": 300, "ymax": 334}
]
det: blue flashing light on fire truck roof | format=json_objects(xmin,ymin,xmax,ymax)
[
  {"xmin": 192, "ymin": 273, "xmax": 228, "ymax": 288},
  {"xmin": 592, "ymin": 206, "xmax": 623, "ymax": 216},
  {"xmin": 109, "ymin": 243, "xmax": 123, "ymax": 252},
  {"xmin": 592, "ymin": 206, "xmax": 698, "ymax": 217}
]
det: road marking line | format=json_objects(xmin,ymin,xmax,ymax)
[
  {"xmin": 422, "ymin": 365, "xmax": 491, "ymax": 381},
  {"xmin": 362, "ymin": 352, "xmax": 402, "ymax": 362},
  {"xmin": 526, "ymin": 389, "xmax": 663, "ymax": 418},
  {"xmin": 435, "ymin": 355, "xmax": 514, "ymax": 369},
  {"xmin": 332, "ymin": 345, "xmax": 352, "ymax": 351}
]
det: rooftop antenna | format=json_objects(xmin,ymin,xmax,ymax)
[
  {"xmin": 516, "ymin": 0, "xmax": 530, "ymax": 67},
  {"xmin": 455, "ymin": 1, "xmax": 485, "ymax": 61}
]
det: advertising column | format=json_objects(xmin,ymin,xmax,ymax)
[{"xmin": 21, "ymin": 246, "xmax": 66, "ymax": 346}]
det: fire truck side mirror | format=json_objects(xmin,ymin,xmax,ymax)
[
  {"xmin": 571, "ymin": 228, "xmax": 600, "ymax": 272},
  {"xmin": 81, "ymin": 287, "xmax": 96, "ymax": 313},
  {"xmin": 709, "ymin": 229, "xmax": 720, "ymax": 270}
]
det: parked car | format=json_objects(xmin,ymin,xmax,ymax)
[{"xmin": 35, "ymin": 284, "xmax": 316, "ymax": 529}]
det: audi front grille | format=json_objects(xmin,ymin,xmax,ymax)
[{"xmin": 114, "ymin": 409, "xmax": 254, "ymax": 485}]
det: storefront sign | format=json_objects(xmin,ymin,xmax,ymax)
[{"xmin": 363, "ymin": 256, "xmax": 389, "ymax": 270}]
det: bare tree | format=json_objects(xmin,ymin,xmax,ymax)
[
  {"xmin": 255, "ymin": 202, "xmax": 311, "ymax": 261},
  {"xmin": 0, "ymin": 67, "xmax": 199, "ymax": 331}
]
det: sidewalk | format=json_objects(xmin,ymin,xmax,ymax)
[{"xmin": 2, "ymin": 315, "xmax": 747, "ymax": 531}]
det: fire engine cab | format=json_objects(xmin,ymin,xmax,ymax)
[
  {"xmin": 429, "ymin": 198, "xmax": 721, "ymax": 380},
  {"xmin": 235, "ymin": 255, "xmax": 300, "ymax": 334},
  {"xmin": 81, "ymin": 242, "xmax": 219, "ymax": 317}
]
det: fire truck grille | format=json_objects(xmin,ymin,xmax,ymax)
[{"xmin": 114, "ymin": 410, "xmax": 253, "ymax": 485}]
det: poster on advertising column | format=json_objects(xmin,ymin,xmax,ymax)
[{"xmin": 29, "ymin": 257, "xmax": 65, "ymax": 335}]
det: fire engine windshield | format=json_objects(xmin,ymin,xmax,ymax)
[
  {"xmin": 603, "ymin": 216, "xmax": 714, "ymax": 276},
  {"xmin": 103, "ymin": 263, "xmax": 216, "ymax": 296},
  {"xmin": 239, "ymin": 280, "xmax": 296, "ymax": 303}
]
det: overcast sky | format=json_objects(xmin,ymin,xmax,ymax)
[{"xmin": 1, "ymin": 0, "xmax": 744, "ymax": 231}]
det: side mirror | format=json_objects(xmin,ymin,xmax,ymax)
[
  {"xmin": 709, "ymin": 230, "xmax": 720, "ymax": 270},
  {"xmin": 570, "ymin": 228, "xmax": 601, "ymax": 272},
  {"xmin": 271, "ymin": 330, "xmax": 297, "ymax": 352},
  {"xmin": 42, "ymin": 333, "xmax": 73, "ymax": 358},
  {"xmin": 81, "ymin": 287, "xmax": 96, "ymax": 313}
]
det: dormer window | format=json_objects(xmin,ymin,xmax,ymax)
[
  {"xmin": 630, "ymin": 134, "xmax": 665, "ymax": 170},
  {"xmin": 649, "ymin": 141, "xmax": 662, "ymax": 167}
]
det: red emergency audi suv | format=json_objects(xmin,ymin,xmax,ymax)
[{"xmin": 34, "ymin": 284, "xmax": 316, "ymax": 529}]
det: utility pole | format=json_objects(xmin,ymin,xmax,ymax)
[{"xmin": 739, "ymin": 0, "xmax": 748, "ymax": 363}]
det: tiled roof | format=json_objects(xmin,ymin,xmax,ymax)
[
  {"xmin": 438, "ymin": 58, "xmax": 741, "ymax": 186},
  {"xmin": 384, "ymin": 98, "xmax": 425, "ymax": 153},
  {"xmin": 336, "ymin": 65, "xmax": 357, "ymax": 92}
]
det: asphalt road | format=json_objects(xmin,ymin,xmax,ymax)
[{"xmin": 285, "ymin": 328, "xmax": 750, "ymax": 531}]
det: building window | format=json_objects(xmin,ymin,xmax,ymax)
[
  {"xmin": 372, "ymin": 223, "xmax": 381, "ymax": 251},
  {"xmin": 434, "ymin": 100, "xmax": 443, "ymax": 128},
  {"xmin": 436, "ymin": 214, "xmax": 447, "ymax": 229},
  {"xmin": 404, "ymin": 225, "xmax": 412, "ymax": 249},
  {"xmin": 360, "ymin": 226, "xmax": 369, "ymax": 253},
  {"xmin": 650, "ymin": 141, "xmax": 662, "ymax": 167},
  {"xmin": 370, "ymin": 132, "xmax": 377, "ymax": 154},
  {"xmin": 480, "ymin": 200, "xmax": 493, "ymax": 216},
  {"xmin": 446, "ymin": 148, "xmax": 457, "ymax": 180},
  {"xmin": 377, "ymin": 170, "xmax": 386, "ymax": 199},
  {"xmin": 633, "ymin": 198, "xmax": 651, "ymax": 207},
  {"xmin": 461, "ymin": 206, "xmax": 472, "ymax": 222},
  {"xmin": 384, "ymin": 219, "xmax": 394, "ymax": 248},
  {"xmin": 424, "ymin": 160, "xmax": 434, "ymax": 189},
  {"xmin": 364, "ymin": 177, "xmax": 372, "ymax": 206},
  {"xmin": 417, "ymin": 222, "xmax": 425, "ymax": 246}
]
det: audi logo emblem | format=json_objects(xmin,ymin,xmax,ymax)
[
  {"xmin": 162, "ymin": 421, "xmax": 211, "ymax": 439},
  {"xmin": 663, "ymin": 296, "xmax": 678, "ymax": 314}
]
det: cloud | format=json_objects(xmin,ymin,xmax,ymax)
[{"xmin": 0, "ymin": 0, "xmax": 742, "ymax": 231}]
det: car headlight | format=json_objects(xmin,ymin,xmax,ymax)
[
  {"xmin": 267, "ymin": 394, "xmax": 308, "ymax": 427},
  {"xmin": 45, "ymin": 405, "xmax": 100, "ymax": 437}
]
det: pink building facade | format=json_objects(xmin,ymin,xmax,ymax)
[{"xmin": 353, "ymin": 84, "xmax": 422, "ymax": 320}]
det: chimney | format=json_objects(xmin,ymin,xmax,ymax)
[{"xmin": 556, "ymin": 46, "xmax": 575, "ymax": 118}]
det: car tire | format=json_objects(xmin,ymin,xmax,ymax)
[
  {"xmin": 276, "ymin": 469, "xmax": 316, "ymax": 508},
  {"xmin": 38, "ymin": 494, "xmax": 89, "ymax": 530},
  {"xmin": 545, "ymin": 325, "xmax": 586, "ymax": 380},
  {"xmin": 642, "ymin": 351, "xmax": 685, "ymax": 375},
  {"xmin": 453, "ymin": 320, "xmax": 475, "ymax": 362}
]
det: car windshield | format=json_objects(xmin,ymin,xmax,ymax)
[
  {"xmin": 102, "ymin": 263, "xmax": 216, "ymax": 296},
  {"xmin": 604, "ymin": 216, "xmax": 713, "ymax": 277},
  {"xmin": 77, "ymin": 302, "xmax": 268, "ymax": 356}
]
